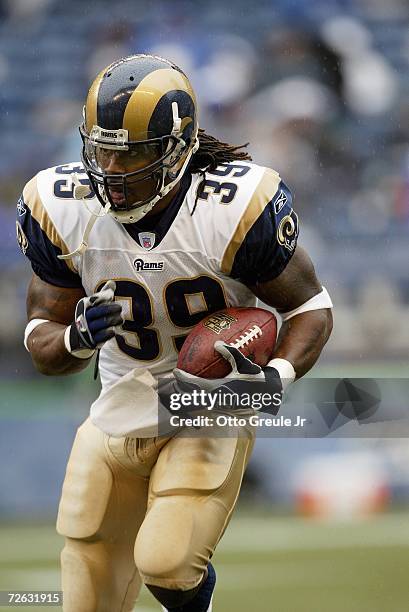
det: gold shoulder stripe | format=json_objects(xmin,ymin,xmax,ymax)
[
  {"xmin": 221, "ymin": 168, "xmax": 281, "ymax": 275},
  {"xmin": 23, "ymin": 176, "xmax": 77, "ymax": 273}
]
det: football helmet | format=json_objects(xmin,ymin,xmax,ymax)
[{"xmin": 80, "ymin": 54, "xmax": 199, "ymax": 223}]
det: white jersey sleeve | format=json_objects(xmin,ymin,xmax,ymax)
[
  {"xmin": 183, "ymin": 162, "xmax": 299, "ymax": 282},
  {"xmin": 16, "ymin": 163, "xmax": 90, "ymax": 287}
]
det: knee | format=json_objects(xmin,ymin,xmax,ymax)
[
  {"xmin": 61, "ymin": 536, "xmax": 110, "ymax": 574},
  {"xmin": 60, "ymin": 539, "xmax": 101, "ymax": 612},
  {"xmin": 134, "ymin": 499, "xmax": 201, "ymax": 591},
  {"xmin": 61, "ymin": 536, "xmax": 140, "ymax": 612},
  {"xmin": 135, "ymin": 540, "xmax": 196, "ymax": 593}
]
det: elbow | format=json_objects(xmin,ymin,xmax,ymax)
[
  {"xmin": 30, "ymin": 349, "xmax": 68, "ymax": 376},
  {"xmin": 31, "ymin": 357, "xmax": 58, "ymax": 376},
  {"xmin": 31, "ymin": 352, "xmax": 90, "ymax": 377}
]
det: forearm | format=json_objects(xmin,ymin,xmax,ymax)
[
  {"xmin": 273, "ymin": 309, "xmax": 333, "ymax": 379},
  {"xmin": 27, "ymin": 322, "xmax": 92, "ymax": 376}
]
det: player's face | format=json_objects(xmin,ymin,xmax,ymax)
[{"xmin": 95, "ymin": 144, "xmax": 163, "ymax": 208}]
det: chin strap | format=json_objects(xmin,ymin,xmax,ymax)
[
  {"xmin": 109, "ymin": 196, "xmax": 157, "ymax": 224},
  {"xmin": 58, "ymin": 173, "xmax": 110, "ymax": 260}
]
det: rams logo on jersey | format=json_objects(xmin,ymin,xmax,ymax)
[
  {"xmin": 133, "ymin": 258, "xmax": 164, "ymax": 272},
  {"xmin": 277, "ymin": 211, "xmax": 299, "ymax": 252}
]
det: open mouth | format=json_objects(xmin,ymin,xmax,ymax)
[{"xmin": 108, "ymin": 188, "xmax": 126, "ymax": 205}]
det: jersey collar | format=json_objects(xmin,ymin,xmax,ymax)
[{"xmin": 124, "ymin": 172, "xmax": 192, "ymax": 250}]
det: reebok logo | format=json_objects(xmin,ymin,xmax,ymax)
[{"xmin": 274, "ymin": 190, "xmax": 287, "ymax": 215}]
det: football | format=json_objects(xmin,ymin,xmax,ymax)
[{"xmin": 177, "ymin": 307, "xmax": 277, "ymax": 379}]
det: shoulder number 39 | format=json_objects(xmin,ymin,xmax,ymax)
[{"xmin": 196, "ymin": 163, "xmax": 250, "ymax": 205}]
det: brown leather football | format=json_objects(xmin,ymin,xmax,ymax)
[{"xmin": 177, "ymin": 307, "xmax": 277, "ymax": 379}]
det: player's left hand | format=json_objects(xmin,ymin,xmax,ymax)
[
  {"xmin": 66, "ymin": 280, "xmax": 123, "ymax": 358},
  {"xmin": 173, "ymin": 341, "xmax": 283, "ymax": 413}
]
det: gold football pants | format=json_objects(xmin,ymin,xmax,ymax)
[{"xmin": 56, "ymin": 417, "xmax": 254, "ymax": 612}]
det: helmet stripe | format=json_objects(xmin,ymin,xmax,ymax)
[
  {"xmin": 123, "ymin": 68, "xmax": 197, "ymax": 140},
  {"xmin": 96, "ymin": 56, "xmax": 175, "ymax": 130},
  {"xmin": 85, "ymin": 67, "xmax": 106, "ymax": 132}
]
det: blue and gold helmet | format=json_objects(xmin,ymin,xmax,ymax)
[{"xmin": 80, "ymin": 54, "xmax": 199, "ymax": 223}]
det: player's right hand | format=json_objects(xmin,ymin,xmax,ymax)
[
  {"xmin": 65, "ymin": 280, "xmax": 123, "ymax": 358},
  {"xmin": 174, "ymin": 342, "xmax": 284, "ymax": 414}
]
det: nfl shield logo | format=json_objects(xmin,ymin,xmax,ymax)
[{"xmin": 138, "ymin": 232, "xmax": 156, "ymax": 250}]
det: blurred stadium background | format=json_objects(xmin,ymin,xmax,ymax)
[{"xmin": 1, "ymin": 0, "xmax": 409, "ymax": 610}]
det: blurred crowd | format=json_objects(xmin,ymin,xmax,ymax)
[{"xmin": 1, "ymin": 0, "xmax": 409, "ymax": 373}]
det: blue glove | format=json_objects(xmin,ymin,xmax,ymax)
[
  {"xmin": 65, "ymin": 280, "xmax": 123, "ymax": 357},
  {"xmin": 173, "ymin": 341, "xmax": 283, "ymax": 414}
]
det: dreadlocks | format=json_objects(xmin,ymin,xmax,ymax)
[
  {"xmin": 190, "ymin": 129, "xmax": 252, "ymax": 173},
  {"xmin": 189, "ymin": 129, "xmax": 252, "ymax": 214}
]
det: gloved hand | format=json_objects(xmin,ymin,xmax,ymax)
[
  {"xmin": 65, "ymin": 280, "xmax": 123, "ymax": 358},
  {"xmin": 173, "ymin": 341, "xmax": 284, "ymax": 414}
]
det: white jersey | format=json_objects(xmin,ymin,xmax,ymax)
[{"xmin": 17, "ymin": 161, "xmax": 299, "ymax": 435}]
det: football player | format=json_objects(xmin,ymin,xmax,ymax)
[{"xmin": 17, "ymin": 54, "xmax": 333, "ymax": 612}]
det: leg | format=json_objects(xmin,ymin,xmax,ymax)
[
  {"xmin": 134, "ymin": 424, "xmax": 255, "ymax": 608},
  {"xmin": 57, "ymin": 418, "xmax": 150, "ymax": 612}
]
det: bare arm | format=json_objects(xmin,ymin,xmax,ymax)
[
  {"xmin": 247, "ymin": 246, "xmax": 333, "ymax": 378},
  {"xmin": 26, "ymin": 273, "xmax": 92, "ymax": 375}
]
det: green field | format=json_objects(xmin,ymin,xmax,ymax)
[{"xmin": 1, "ymin": 511, "xmax": 409, "ymax": 612}]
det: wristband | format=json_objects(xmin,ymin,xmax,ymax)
[
  {"xmin": 64, "ymin": 326, "xmax": 96, "ymax": 359},
  {"xmin": 24, "ymin": 318, "xmax": 50, "ymax": 351},
  {"xmin": 281, "ymin": 287, "xmax": 333, "ymax": 321},
  {"xmin": 267, "ymin": 358, "xmax": 296, "ymax": 389}
]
